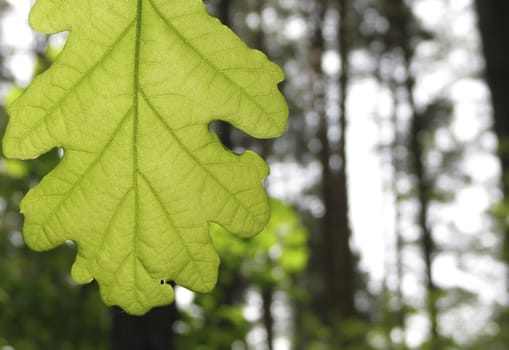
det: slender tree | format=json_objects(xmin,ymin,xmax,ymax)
[
  {"xmin": 309, "ymin": 0, "xmax": 329, "ymax": 317},
  {"xmin": 385, "ymin": 0, "xmax": 440, "ymax": 348},
  {"xmin": 310, "ymin": 0, "xmax": 358, "ymax": 346},
  {"xmin": 335, "ymin": 0, "xmax": 356, "ymax": 325},
  {"xmin": 389, "ymin": 82, "xmax": 408, "ymax": 350}
]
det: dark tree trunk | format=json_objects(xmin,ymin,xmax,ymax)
[
  {"xmin": 334, "ymin": 0, "xmax": 356, "ymax": 323},
  {"xmin": 476, "ymin": 3, "xmax": 509, "ymax": 338},
  {"xmin": 262, "ymin": 288, "xmax": 274, "ymax": 350},
  {"xmin": 409, "ymin": 105, "xmax": 439, "ymax": 349},
  {"xmin": 310, "ymin": 0, "xmax": 330, "ymax": 320},
  {"xmin": 476, "ymin": 1, "xmax": 509, "ymax": 151},
  {"xmin": 111, "ymin": 305, "xmax": 179, "ymax": 350},
  {"xmin": 476, "ymin": 1, "xmax": 509, "ymax": 270},
  {"xmin": 386, "ymin": 0, "xmax": 439, "ymax": 347},
  {"xmin": 311, "ymin": 0, "xmax": 357, "ymax": 343}
]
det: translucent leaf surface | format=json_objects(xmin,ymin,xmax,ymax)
[{"xmin": 2, "ymin": 0, "xmax": 287, "ymax": 315}]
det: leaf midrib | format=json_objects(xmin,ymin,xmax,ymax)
[{"xmin": 132, "ymin": 0, "xmax": 143, "ymax": 294}]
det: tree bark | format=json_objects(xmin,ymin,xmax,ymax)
[
  {"xmin": 386, "ymin": 0, "xmax": 439, "ymax": 347},
  {"xmin": 311, "ymin": 0, "xmax": 357, "ymax": 341},
  {"xmin": 475, "ymin": 0, "xmax": 509, "ymax": 271},
  {"xmin": 476, "ymin": 3, "xmax": 509, "ymax": 339},
  {"xmin": 335, "ymin": 0, "xmax": 356, "ymax": 323},
  {"xmin": 111, "ymin": 305, "xmax": 179, "ymax": 350},
  {"xmin": 262, "ymin": 288, "xmax": 274, "ymax": 350},
  {"xmin": 476, "ymin": 1, "xmax": 509, "ymax": 150}
]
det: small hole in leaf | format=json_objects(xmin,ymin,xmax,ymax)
[{"xmin": 160, "ymin": 280, "xmax": 164, "ymax": 285}]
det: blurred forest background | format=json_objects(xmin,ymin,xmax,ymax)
[{"xmin": 1, "ymin": 0, "xmax": 508, "ymax": 349}]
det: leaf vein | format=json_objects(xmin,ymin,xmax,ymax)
[
  {"xmin": 146, "ymin": 0, "xmax": 278, "ymax": 123},
  {"xmin": 137, "ymin": 170, "xmax": 210, "ymax": 285},
  {"xmin": 37, "ymin": 108, "xmax": 133, "ymax": 229},
  {"xmin": 140, "ymin": 90, "xmax": 262, "ymax": 226},
  {"xmin": 16, "ymin": 18, "xmax": 137, "ymax": 141}
]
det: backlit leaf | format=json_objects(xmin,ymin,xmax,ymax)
[{"xmin": 2, "ymin": 0, "xmax": 287, "ymax": 315}]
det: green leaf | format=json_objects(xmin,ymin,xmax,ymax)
[{"xmin": 2, "ymin": 0, "xmax": 287, "ymax": 315}]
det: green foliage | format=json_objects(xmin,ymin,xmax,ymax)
[
  {"xmin": 211, "ymin": 199, "xmax": 309, "ymax": 287},
  {"xmin": 2, "ymin": 0, "xmax": 287, "ymax": 315},
  {"xmin": 176, "ymin": 199, "xmax": 309, "ymax": 349}
]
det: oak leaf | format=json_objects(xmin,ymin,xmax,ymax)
[{"xmin": 2, "ymin": 0, "xmax": 287, "ymax": 315}]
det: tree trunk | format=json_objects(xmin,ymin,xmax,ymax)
[
  {"xmin": 335, "ymin": 0, "xmax": 356, "ymax": 323},
  {"xmin": 409, "ymin": 104, "xmax": 439, "ymax": 349},
  {"xmin": 476, "ymin": 1, "xmax": 509, "ymax": 338},
  {"xmin": 390, "ymin": 77, "xmax": 408, "ymax": 350},
  {"xmin": 476, "ymin": 0, "xmax": 509, "ymax": 270},
  {"xmin": 111, "ymin": 305, "xmax": 179, "ymax": 350},
  {"xmin": 262, "ymin": 288, "xmax": 274, "ymax": 350},
  {"xmin": 476, "ymin": 1, "xmax": 509, "ymax": 152},
  {"xmin": 311, "ymin": 0, "xmax": 357, "ymax": 343},
  {"xmin": 386, "ymin": 0, "xmax": 439, "ymax": 347}
]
